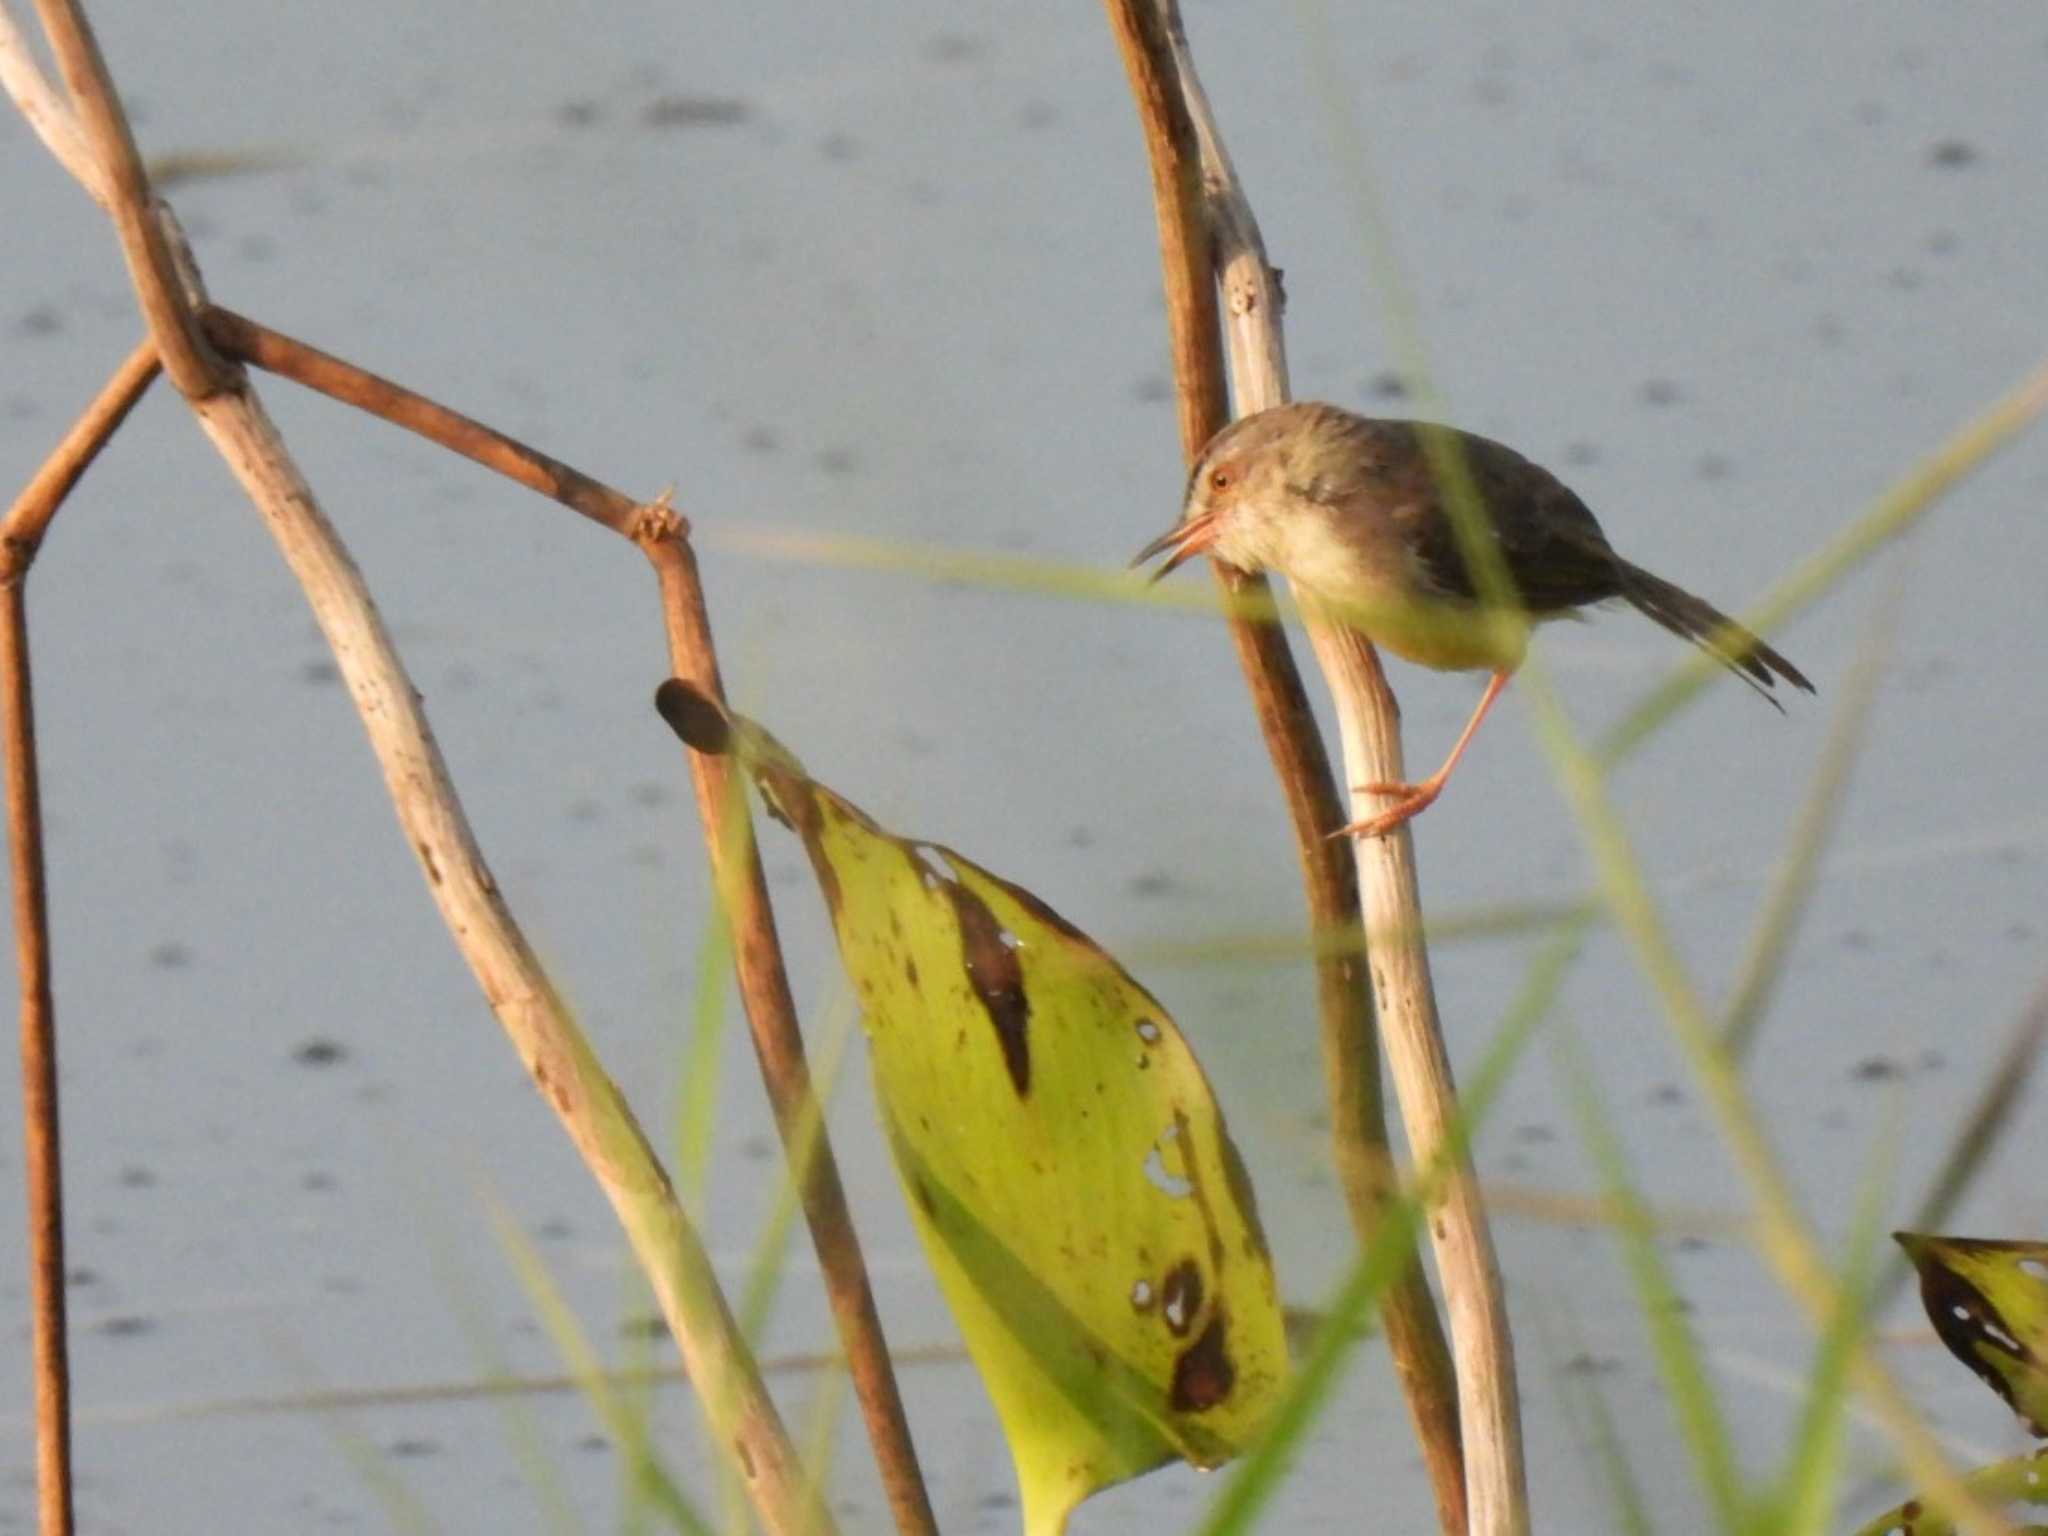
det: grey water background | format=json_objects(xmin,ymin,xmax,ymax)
[{"xmin": 1, "ymin": 1, "xmax": 2044, "ymax": 1530}]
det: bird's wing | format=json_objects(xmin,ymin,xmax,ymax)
[{"xmin": 1387, "ymin": 426, "xmax": 1624, "ymax": 614}]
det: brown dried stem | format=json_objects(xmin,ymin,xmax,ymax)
[
  {"xmin": 0, "ymin": 342, "xmax": 156, "ymax": 1536},
  {"xmin": 198, "ymin": 309, "xmax": 649, "ymax": 541},
  {"xmin": 1, "ymin": 343, "xmax": 160, "ymax": 1536},
  {"xmin": 2, "ymin": 337, "xmax": 159, "ymax": 574},
  {"xmin": 1101, "ymin": 2, "xmax": 1471, "ymax": 1530},
  {"xmin": 203, "ymin": 308, "xmax": 938, "ymax": 1536},
  {"xmin": 0, "ymin": 588, "xmax": 66, "ymax": 1536},
  {"xmin": 643, "ymin": 539, "xmax": 939, "ymax": 1536}
]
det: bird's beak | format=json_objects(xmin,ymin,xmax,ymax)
[{"xmin": 1130, "ymin": 510, "xmax": 1218, "ymax": 583}]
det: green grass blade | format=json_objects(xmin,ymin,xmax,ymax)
[
  {"xmin": 1195, "ymin": 911, "xmax": 1589, "ymax": 1535},
  {"xmin": 1722, "ymin": 560, "xmax": 1907, "ymax": 1060},
  {"xmin": 486, "ymin": 1193, "xmax": 715, "ymax": 1535},
  {"xmin": 1553, "ymin": 1022, "xmax": 1749, "ymax": 1531},
  {"xmin": 1876, "ymin": 977, "xmax": 2048, "ymax": 1311},
  {"xmin": 1602, "ymin": 355, "xmax": 2048, "ymax": 766},
  {"xmin": 1758, "ymin": 1104, "xmax": 1898, "ymax": 1536}
]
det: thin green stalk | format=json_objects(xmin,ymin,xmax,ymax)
[
  {"xmin": 1511, "ymin": 647, "xmax": 2015, "ymax": 1534},
  {"xmin": 1603, "ymin": 356, "xmax": 2048, "ymax": 765},
  {"xmin": 1197, "ymin": 911, "xmax": 1589, "ymax": 1534},
  {"xmin": 1874, "ymin": 976, "xmax": 2048, "ymax": 1311},
  {"xmin": 487, "ymin": 1195, "xmax": 714, "ymax": 1535},
  {"xmin": 1722, "ymin": 558, "xmax": 1907, "ymax": 1060},
  {"xmin": 1554, "ymin": 1022, "xmax": 1748, "ymax": 1530},
  {"xmin": 1761, "ymin": 1115, "xmax": 1897, "ymax": 1536}
]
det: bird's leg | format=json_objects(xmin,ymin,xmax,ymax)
[{"xmin": 1335, "ymin": 669, "xmax": 1514, "ymax": 839}]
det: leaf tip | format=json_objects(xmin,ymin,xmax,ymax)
[{"xmin": 655, "ymin": 678, "xmax": 733, "ymax": 755}]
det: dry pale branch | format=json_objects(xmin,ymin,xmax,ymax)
[
  {"xmin": 190, "ymin": 387, "xmax": 835, "ymax": 1534},
  {"xmin": 1162, "ymin": 23, "xmax": 1479, "ymax": 1536},
  {"xmin": 0, "ymin": 1, "xmax": 103, "ymax": 204},
  {"xmin": 1107, "ymin": 1, "xmax": 1531, "ymax": 1531},
  {"xmin": 27, "ymin": 0, "xmax": 225, "ymax": 394},
  {"xmin": 199, "ymin": 304, "xmax": 939, "ymax": 1536}
]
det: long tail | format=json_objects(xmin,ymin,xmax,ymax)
[{"xmin": 1616, "ymin": 560, "xmax": 1815, "ymax": 705}]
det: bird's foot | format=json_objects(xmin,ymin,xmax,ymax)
[{"xmin": 1330, "ymin": 779, "xmax": 1443, "ymax": 841}]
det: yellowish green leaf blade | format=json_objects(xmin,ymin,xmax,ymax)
[
  {"xmin": 1847, "ymin": 1447, "xmax": 2048, "ymax": 1536},
  {"xmin": 655, "ymin": 682, "xmax": 1288, "ymax": 1534},
  {"xmin": 1897, "ymin": 1233, "xmax": 2048, "ymax": 1438}
]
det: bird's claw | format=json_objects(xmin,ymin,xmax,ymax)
[{"xmin": 1327, "ymin": 780, "xmax": 1442, "ymax": 841}]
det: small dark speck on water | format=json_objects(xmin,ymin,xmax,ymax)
[
  {"xmin": 1562, "ymin": 441, "xmax": 1599, "ymax": 466},
  {"xmin": 1562, "ymin": 1351, "xmax": 1619, "ymax": 1376},
  {"xmin": 1127, "ymin": 870, "xmax": 1176, "ymax": 900},
  {"xmin": 293, "ymin": 1037, "xmax": 347, "ymax": 1068},
  {"xmin": 387, "ymin": 1438, "xmax": 440, "ymax": 1459},
  {"xmin": 1065, "ymin": 825, "xmax": 1095, "ymax": 849},
  {"xmin": 1695, "ymin": 453, "xmax": 1733, "ymax": 481},
  {"xmin": 819, "ymin": 131, "xmax": 860, "ymax": 161},
  {"xmin": 97, "ymin": 1315, "xmax": 154, "ymax": 1339},
  {"xmin": 301, "ymin": 658, "xmax": 341, "ymax": 686},
  {"xmin": 924, "ymin": 33, "xmax": 982, "ymax": 65},
  {"xmin": 148, "ymin": 941, "xmax": 192, "ymax": 971},
  {"xmin": 117, "ymin": 1165, "xmax": 155, "ymax": 1189},
  {"xmin": 1639, "ymin": 378, "xmax": 1683, "ymax": 407},
  {"xmin": 1927, "ymin": 139, "xmax": 1979, "ymax": 169},
  {"xmin": 1132, "ymin": 374, "xmax": 1170, "ymax": 403},
  {"xmin": 815, "ymin": 446, "xmax": 859, "ymax": 476},
  {"xmin": 619, "ymin": 1313, "xmax": 666, "ymax": 1340},
  {"xmin": 556, "ymin": 100, "xmax": 601, "ymax": 128},
  {"xmin": 15, "ymin": 305, "xmax": 63, "ymax": 338},
  {"xmin": 1850, "ymin": 1055, "xmax": 1904, "ymax": 1083},
  {"xmin": 642, "ymin": 96, "xmax": 751, "ymax": 130},
  {"xmin": 1367, "ymin": 370, "xmax": 1410, "ymax": 401}
]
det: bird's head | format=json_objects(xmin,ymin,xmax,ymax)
[{"xmin": 1130, "ymin": 403, "xmax": 1348, "ymax": 581}]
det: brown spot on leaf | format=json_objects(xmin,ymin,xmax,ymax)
[
  {"xmin": 941, "ymin": 880, "xmax": 1031, "ymax": 1095},
  {"xmin": 1160, "ymin": 1257, "xmax": 1204, "ymax": 1337},
  {"xmin": 1170, "ymin": 1311, "xmax": 1235, "ymax": 1412},
  {"xmin": 904, "ymin": 956, "xmax": 919, "ymax": 988}
]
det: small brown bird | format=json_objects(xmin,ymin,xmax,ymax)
[{"xmin": 1134, "ymin": 401, "xmax": 1813, "ymax": 838}]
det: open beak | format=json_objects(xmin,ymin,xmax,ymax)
[{"xmin": 1130, "ymin": 510, "xmax": 1218, "ymax": 583}]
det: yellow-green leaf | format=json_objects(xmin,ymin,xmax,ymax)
[
  {"xmin": 656, "ymin": 682, "xmax": 1288, "ymax": 1536},
  {"xmin": 1897, "ymin": 1232, "xmax": 2048, "ymax": 1437}
]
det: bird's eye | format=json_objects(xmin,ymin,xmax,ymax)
[{"xmin": 1209, "ymin": 468, "xmax": 1232, "ymax": 491}]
